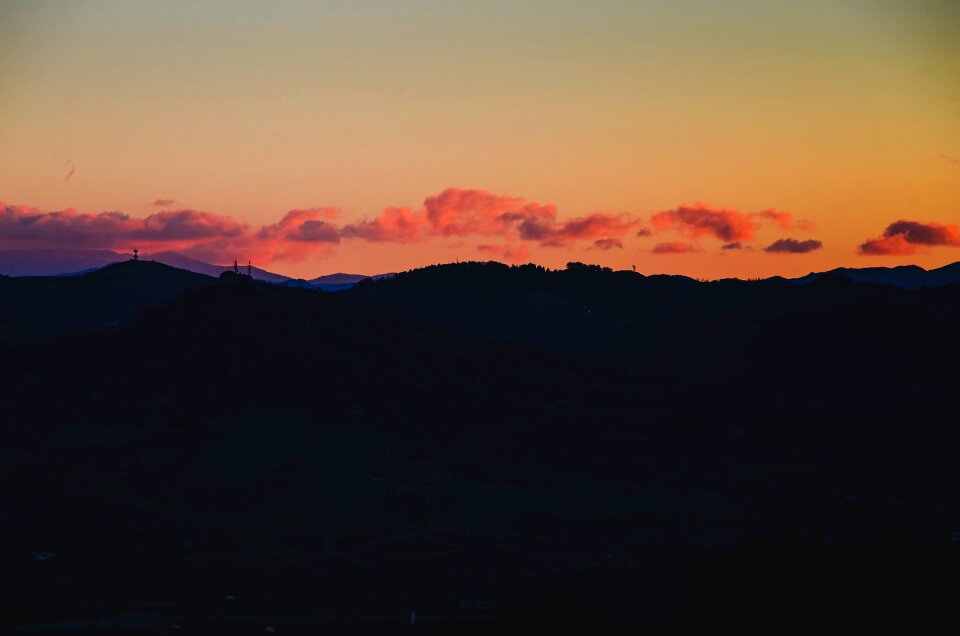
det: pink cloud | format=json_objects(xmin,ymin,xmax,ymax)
[
  {"xmin": 860, "ymin": 220, "xmax": 960, "ymax": 255},
  {"xmin": 651, "ymin": 203, "xmax": 757, "ymax": 242},
  {"xmin": 424, "ymin": 188, "xmax": 553, "ymax": 237},
  {"xmin": 883, "ymin": 220, "xmax": 960, "ymax": 246},
  {"xmin": 340, "ymin": 187, "xmax": 634, "ymax": 248},
  {"xmin": 0, "ymin": 201, "xmax": 330, "ymax": 265},
  {"xmin": 859, "ymin": 235, "xmax": 915, "ymax": 255},
  {"xmin": 0, "ymin": 203, "xmax": 246, "ymax": 251},
  {"xmin": 258, "ymin": 208, "xmax": 341, "ymax": 242},
  {"xmin": 255, "ymin": 208, "xmax": 342, "ymax": 261},
  {"xmin": 341, "ymin": 206, "xmax": 425, "ymax": 242},
  {"xmin": 648, "ymin": 203, "xmax": 817, "ymax": 251},
  {"xmin": 545, "ymin": 213, "xmax": 636, "ymax": 246},
  {"xmin": 2, "ymin": 190, "xmax": 812, "ymax": 267}
]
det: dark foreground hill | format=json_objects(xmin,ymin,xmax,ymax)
[
  {"xmin": 2, "ymin": 261, "xmax": 960, "ymax": 633},
  {"xmin": 0, "ymin": 260, "xmax": 216, "ymax": 336}
]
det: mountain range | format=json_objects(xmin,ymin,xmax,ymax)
[
  {"xmin": 0, "ymin": 248, "xmax": 384, "ymax": 290},
  {"xmin": 792, "ymin": 261, "xmax": 960, "ymax": 289},
  {"xmin": 1, "ymin": 247, "xmax": 958, "ymax": 290}
]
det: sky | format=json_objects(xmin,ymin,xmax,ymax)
[{"xmin": 1, "ymin": 0, "xmax": 958, "ymax": 278}]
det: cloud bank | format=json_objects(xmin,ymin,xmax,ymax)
[
  {"xmin": 648, "ymin": 204, "xmax": 814, "ymax": 247},
  {"xmin": 1, "ymin": 189, "xmax": 830, "ymax": 265}
]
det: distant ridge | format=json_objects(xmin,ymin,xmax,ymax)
[
  {"xmin": 793, "ymin": 261, "xmax": 960, "ymax": 289},
  {"xmin": 0, "ymin": 248, "xmax": 291, "ymax": 282},
  {"xmin": 309, "ymin": 272, "xmax": 396, "ymax": 291},
  {"xmin": 310, "ymin": 272, "xmax": 372, "ymax": 285},
  {"xmin": 0, "ymin": 248, "xmax": 126, "ymax": 276},
  {"xmin": 148, "ymin": 251, "xmax": 291, "ymax": 283},
  {"xmin": 0, "ymin": 248, "xmax": 393, "ymax": 289},
  {"xmin": 2, "ymin": 247, "xmax": 957, "ymax": 289}
]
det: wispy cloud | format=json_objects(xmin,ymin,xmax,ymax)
[{"xmin": 0, "ymin": 188, "xmax": 825, "ymax": 266}]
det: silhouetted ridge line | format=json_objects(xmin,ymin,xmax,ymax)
[{"xmin": 793, "ymin": 260, "xmax": 960, "ymax": 288}]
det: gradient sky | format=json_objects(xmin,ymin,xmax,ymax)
[{"xmin": 1, "ymin": 0, "xmax": 958, "ymax": 278}]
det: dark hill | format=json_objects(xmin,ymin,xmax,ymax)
[
  {"xmin": 107, "ymin": 279, "xmax": 573, "ymax": 421},
  {"xmin": 0, "ymin": 259, "xmax": 216, "ymax": 336},
  {"xmin": 347, "ymin": 264, "xmax": 960, "ymax": 435},
  {"xmin": 347, "ymin": 261, "xmax": 705, "ymax": 361},
  {"xmin": 347, "ymin": 260, "xmax": 944, "ymax": 367},
  {"xmin": 0, "ymin": 247, "xmax": 294, "ymax": 281}
]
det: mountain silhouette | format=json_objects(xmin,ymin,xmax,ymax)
[
  {"xmin": 3, "ymin": 258, "xmax": 960, "ymax": 631},
  {"xmin": 0, "ymin": 247, "xmax": 128, "ymax": 276},
  {"xmin": 148, "ymin": 250, "xmax": 291, "ymax": 283},
  {"xmin": 309, "ymin": 272, "xmax": 395, "ymax": 291},
  {"xmin": 0, "ymin": 259, "xmax": 215, "ymax": 336},
  {"xmin": 309, "ymin": 272, "xmax": 373, "ymax": 285},
  {"xmin": 0, "ymin": 248, "xmax": 396, "ymax": 290},
  {"xmin": 0, "ymin": 247, "xmax": 292, "ymax": 282},
  {"xmin": 793, "ymin": 260, "xmax": 960, "ymax": 288}
]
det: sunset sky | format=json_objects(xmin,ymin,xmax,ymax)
[{"xmin": 1, "ymin": 0, "xmax": 958, "ymax": 278}]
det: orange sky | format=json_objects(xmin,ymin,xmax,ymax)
[{"xmin": 1, "ymin": 0, "xmax": 958, "ymax": 278}]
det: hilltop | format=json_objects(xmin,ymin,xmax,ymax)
[{"xmin": 0, "ymin": 259, "xmax": 216, "ymax": 336}]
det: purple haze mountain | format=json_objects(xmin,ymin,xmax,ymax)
[
  {"xmin": 310, "ymin": 273, "xmax": 372, "ymax": 285},
  {"xmin": 0, "ymin": 248, "xmax": 291, "ymax": 282},
  {"xmin": 0, "ymin": 248, "xmax": 388, "ymax": 289},
  {"xmin": 148, "ymin": 251, "xmax": 291, "ymax": 283},
  {"xmin": 792, "ymin": 262, "xmax": 960, "ymax": 289},
  {"xmin": 0, "ymin": 248, "xmax": 128, "ymax": 276}
]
